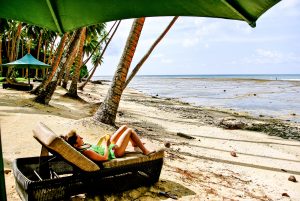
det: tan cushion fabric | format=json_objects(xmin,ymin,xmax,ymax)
[{"xmin": 103, "ymin": 149, "xmax": 164, "ymax": 168}]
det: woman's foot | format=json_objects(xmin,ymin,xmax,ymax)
[
  {"xmin": 134, "ymin": 147, "xmax": 155, "ymax": 155},
  {"xmin": 143, "ymin": 149, "xmax": 156, "ymax": 156}
]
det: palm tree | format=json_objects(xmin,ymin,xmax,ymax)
[
  {"xmin": 93, "ymin": 18, "xmax": 145, "ymax": 125},
  {"xmin": 32, "ymin": 33, "xmax": 68, "ymax": 95},
  {"xmin": 0, "ymin": 18, "xmax": 9, "ymax": 75},
  {"xmin": 62, "ymin": 23, "xmax": 106, "ymax": 89},
  {"xmin": 34, "ymin": 29, "xmax": 81, "ymax": 105},
  {"xmin": 65, "ymin": 27, "xmax": 86, "ymax": 98},
  {"xmin": 124, "ymin": 16, "xmax": 178, "ymax": 89},
  {"xmin": 78, "ymin": 20, "xmax": 121, "ymax": 90},
  {"xmin": 35, "ymin": 28, "xmax": 43, "ymax": 77}
]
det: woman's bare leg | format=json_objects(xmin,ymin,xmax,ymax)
[
  {"xmin": 110, "ymin": 125, "xmax": 128, "ymax": 144},
  {"xmin": 114, "ymin": 128, "xmax": 151, "ymax": 157},
  {"xmin": 110, "ymin": 125, "xmax": 137, "ymax": 147}
]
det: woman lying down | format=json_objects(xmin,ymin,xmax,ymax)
[{"xmin": 63, "ymin": 125, "xmax": 155, "ymax": 161}]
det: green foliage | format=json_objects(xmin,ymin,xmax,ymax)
[
  {"xmin": 80, "ymin": 65, "xmax": 89, "ymax": 79},
  {"xmin": 70, "ymin": 64, "xmax": 89, "ymax": 79}
]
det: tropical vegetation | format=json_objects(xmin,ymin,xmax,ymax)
[{"xmin": 0, "ymin": 17, "xmax": 178, "ymax": 126}]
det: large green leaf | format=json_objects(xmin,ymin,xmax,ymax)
[{"xmin": 0, "ymin": 0, "xmax": 281, "ymax": 34}]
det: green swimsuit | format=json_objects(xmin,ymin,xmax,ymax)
[{"xmin": 79, "ymin": 143, "xmax": 116, "ymax": 160}]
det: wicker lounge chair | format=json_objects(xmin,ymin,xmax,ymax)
[
  {"xmin": 13, "ymin": 122, "xmax": 164, "ymax": 201},
  {"xmin": 2, "ymin": 78, "xmax": 33, "ymax": 91}
]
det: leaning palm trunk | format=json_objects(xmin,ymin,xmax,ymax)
[
  {"xmin": 81, "ymin": 21, "xmax": 118, "ymax": 69},
  {"xmin": 61, "ymin": 60, "xmax": 72, "ymax": 88},
  {"xmin": 42, "ymin": 40, "xmax": 48, "ymax": 77},
  {"xmin": 47, "ymin": 36, "xmax": 58, "ymax": 64},
  {"xmin": 0, "ymin": 35, "xmax": 2, "ymax": 75},
  {"xmin": 34, "ymin": 30, "xmax": 81, "ymax": 105},
  {"xmin": 32, "ymin": 33, "xmax": 68, "ymax": 95},
  {"xmin": 78, "ymin": 21, "xmax": 121, "ymax": 90},
  {"xmin": 35, "ymin": 30, "xmax": 43, "ymax": 77},
  {"xmin": 9, "ymin": 23, "xmax": 22, "ymax": 62},
  {"xmin": 57, "ymin": 31, "xmax": 81, "ymax": 86},
  {"xmin": 6, "ymin": 23, "xmax": 22, "ymax": 80},
  {"xmin": 124, "ymin": 16, "xmax": 178, "ymax": 89},
  {"xmin": 65, "ymin": 27, "xmax": 86, "ymax": 98},
  {"xmin": 93, "ymin": 18, "xmax": 145, "ymax": 125}
]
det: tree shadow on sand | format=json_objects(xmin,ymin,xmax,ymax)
[{"xmin": 70, "ymin": 180, "xmax": 196, "ymax": 200}]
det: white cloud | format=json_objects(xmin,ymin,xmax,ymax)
[
  {"xmin": 182, "ymin": 38, "xmax": 199, "ymax": 48},
  {"xmin": 239, "ymin": 49, "xmax": 300, "ymax": 65},
  {"xmin": 161, "ymin": 58, "xmax": 173, "ymax": 64},
  {"xmin": 151, "ymin": 53, "xmax": 163, "ymax": 59}
]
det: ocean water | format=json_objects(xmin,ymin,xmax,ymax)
[{"xmin": 93, "ymin": 74, "xmax": 300, "ymax": 122}]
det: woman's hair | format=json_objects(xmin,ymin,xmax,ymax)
[{"xmin": 61, "ymin": 130, "xmax": 78, "ymax": 146}]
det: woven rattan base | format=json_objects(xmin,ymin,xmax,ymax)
[{"xmin": 13, "ymin": 156, "xmax": 163, "ymax": 201}]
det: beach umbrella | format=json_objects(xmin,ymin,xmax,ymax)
[
  {"xmin": 0, "ymin": 53, "xmax": 51, "ymax": 85},
  {"xmin": 0, "ymin": 0, "xmax": 281, "ymax": 34}
]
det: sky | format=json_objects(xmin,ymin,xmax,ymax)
[{"xmin": 89, "ymin": 0, "xmax": 300, "ymax": 76}]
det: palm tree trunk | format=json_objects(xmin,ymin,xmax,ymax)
[
  {"xmin": 62, "ymin": 60, "xmax": 73, "ymax": 89},
  {"xmin": 0, "ymin": 35, "xmax": 2, "ymax": 76},
  {"xmin": 10, "ymin": 23, "xmax": 22, "ymax": 61},
  {"xmin": 93, "ymin": 18, "xmax": 145, "ymax": 125},
  {"xmin": 48, "ymin": 36, "xmax": 58, "ymax": 64},
  {"xmin": 66, "ymin": 27, "xmax": 86, "ymax": 98},
  {"xmin": 0, "ymin": 35, "xmax": 2, "ymax": 64},
  {"xmin": 36, "ymin": 30, "xmax": 43, "ymax": 77},
  {"xmin": 57, "ymin": 30, "xmax": 81, "ymax": 86},
  {"xmin": 78, "ymin": 21, "xmax": 121, "ymax": 90},
  {"xmin": 81, "ymin": 21, "xmax": 118, "ymax": 67},
  {"xmin": 32, "ymin": 33, "xmax": 68, "ymax": 95},
  {"xmin": 43, "ymin": 40, "xmax": 48, "ymax": 77},
  {"xmin": 124, "ymin": 16, "xmax": 178, "ymax": 89},
  {"xmin": 43, "ymin": 33, "xmax": 68, "ymax": 87},
  {"xmin": 34, "ymin": 31, "xmax": 81, "ymax": 105}
]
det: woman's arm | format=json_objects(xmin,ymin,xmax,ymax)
[{"xmin": 82, "ymin": 146, "xmax": 108, "ymax": 161}]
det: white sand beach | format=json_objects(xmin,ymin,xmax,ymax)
[{"xmin": 1, "ymin": 81, "xmax": 300, "ymax": 200}]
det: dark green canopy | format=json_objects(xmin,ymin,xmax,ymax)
[
  {"xmin": 0, "ymin": 54, "xmax": 50, "ymax": 84},
  {"xmin": 0, "ymin": 0, "xmax": 281, "ymax": 34}
]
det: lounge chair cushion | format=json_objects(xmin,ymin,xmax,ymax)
[{"xmin": 103, "ymin": 150, "xmax": 164, "ymax": 168}]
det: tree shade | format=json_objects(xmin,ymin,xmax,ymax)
[{"xmin": 0, "ymin": 0, "xmax": 281, "ymax": 34}]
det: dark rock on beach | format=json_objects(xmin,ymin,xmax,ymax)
[{"xmin": 219, "ymin": 117, "xmax": 247, "ymax": 129}]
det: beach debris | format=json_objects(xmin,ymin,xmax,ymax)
[
  {"xmin": 118, "ymin": 111, "xmax": 124, "ymax": 116},
  {"xmin": 164, "ymin": 141, "xmax": 171, "ymax": 148},
  {"xmin": 291, "ymin": 113, "xmax": 296, "ymax": 116},
  {"xmin": 219, "ymin": 117, "xmax": 246, "ymax": 129},
  {"xmin": 177, "ymin": 132, "xmax": 195, "ymax": 139},
  {"xmin": 4, "ymin": 169, "xmax": 11, "ymax": 174},
  {"xmin": 158, "ymin": 191, "xmax": 178, "ymax": 199},
  {"xmin": 230, "ymin": 151, "xmax": 237, "ymax": 157},
  {"xmin": 282, "ymin": 193, "xmax": 290, "ymax": 197},
  {"xmin": 223, "ymin": 89, "xmax": 226, "ymax": 92},
  {"xmin": 281, "ymin": 169, "xmax": 287, "ymax": 172},
  {"xmin": 167, "ymin": 151, "xmax": 185, "ymax": 160},
  {"xmin": 91, "ymin": 80, "xmax": 102, "ymax": 84},
  {"xmin": 253, "ymin": 94, "xmax": 256, "ymax": 96},
  {"xmin": 288, "ymin": 175, "xmax": 297, "ymax": 182}
]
